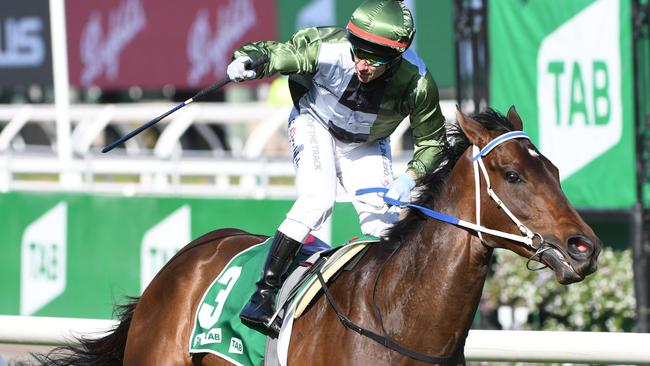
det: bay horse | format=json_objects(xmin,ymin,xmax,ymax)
[{"xmin": 31, "ymin": 107, "xmax": 601, "ymax": 365}]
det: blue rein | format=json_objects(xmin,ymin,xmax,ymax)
[{"xmin": 355, "ymin": 187, "xmax": 460, "ymax": 225}]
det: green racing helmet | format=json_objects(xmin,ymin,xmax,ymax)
[{"xmin": 347, "ymin": 0, "xmax": 415, "ymax": 61}]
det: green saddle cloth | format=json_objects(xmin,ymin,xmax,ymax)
[{"xmin": 188, "ymin": 235, "xmax": 376, "ymax": 365}]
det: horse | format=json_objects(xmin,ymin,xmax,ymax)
[{"xmin": 30, "ymin": 106, "xmax": 602, "ymax": 365}]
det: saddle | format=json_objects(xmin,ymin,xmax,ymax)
[{"xmin": 264, "ymin": 239, "xmax": 372, "ymax": 365}]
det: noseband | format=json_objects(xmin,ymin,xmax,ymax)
[{"xmin": 357, "ymin": 130, "xmax": 553, "ymax": 266}]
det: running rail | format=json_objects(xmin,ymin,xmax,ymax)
[{"xmin": 0, "ymin": 316, "xmax": 649, "ymax": 364}]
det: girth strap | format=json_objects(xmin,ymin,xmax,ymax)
[{"xmin": 315, "ymin": 271, "xmax": 463, "ymax": 364}]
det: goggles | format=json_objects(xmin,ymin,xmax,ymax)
[{"xmin": 350, "ymin": 45, "xmax": 393, "ymax": 67}]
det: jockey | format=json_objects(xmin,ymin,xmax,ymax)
[{"xmin": 228, "ymin": 0, "xmax": 446, "ymax": 332}]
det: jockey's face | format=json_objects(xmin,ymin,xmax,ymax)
[{"xmin": 353, "ymin": 56, "xmax": 388, "ymax": 83}]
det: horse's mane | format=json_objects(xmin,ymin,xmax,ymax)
[{"xmin": 385, "ymin": 108, "xmax": 515, "ymax": 242}]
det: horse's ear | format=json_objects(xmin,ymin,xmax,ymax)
[
  {"xmin": 506, "ymin": 105, "xmax": 523, "ymax": 131},
  {"xmin": 456, "ymin": 106, "xmax": 489, "ymax": 147}
]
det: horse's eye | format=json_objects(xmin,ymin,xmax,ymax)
[{"xmin": 505, "ymin": 171, "xmax": 522, "ymax": 183}]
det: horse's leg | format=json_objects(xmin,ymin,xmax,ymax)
[{"xmin": 123, "ymin": 233, "xmax": 263, "ymax": 366}]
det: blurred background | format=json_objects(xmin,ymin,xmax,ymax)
[{"xmin": 0, "ymin": 0, "xmax": 649, "ymax": 357}]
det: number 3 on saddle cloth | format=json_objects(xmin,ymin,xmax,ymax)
[{"xmin": 188, "ymin": 235, "xmax": 377, "ymax": 366}]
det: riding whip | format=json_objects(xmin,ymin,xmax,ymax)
[{"xmin": 101, "ymin": 55, "xmax": 270, "ymax": 153}]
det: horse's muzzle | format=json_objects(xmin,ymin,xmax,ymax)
[
  {"xmin": 537, "ymin": 233, "xmax": 601, "ymax": 284},
  {"xmin": 567, "ymin": 234, "xmax": 601, "ymax": 275}
]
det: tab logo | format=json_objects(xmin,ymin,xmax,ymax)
[
  {"xmin": 193, "ymin": 328, "xmax": 222, "ymax": 346},
  {"xmin": 140, "ymin": 205, "xmax": 190, "ymax": 292},
  {"xmin": 20, "ymin": 202, "xmax": 67, "ymax": 315},
  {"xmin": 228, "ymin": 337, "xmax": 243, "ymax": 354},
  {"xmin": 537, "ymin": 0, "xmax": 621, "ymax": 180}
]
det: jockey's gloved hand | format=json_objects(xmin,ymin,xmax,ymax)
[
  {"xmin": 227, "ymin": 56, "xmax": 257, "ymax": 82},
  {"xmin": 385, "ymin": 173, "xmax": 416, "ymax": 204}
]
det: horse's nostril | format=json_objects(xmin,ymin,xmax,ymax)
[{"xmin": 568, "ymin": 236, "xmax": 592, "ymax": 256}]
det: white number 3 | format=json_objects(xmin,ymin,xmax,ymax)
[{"xmin": 198, "ymin": 266, "xmax": 242, "ymax": 329}]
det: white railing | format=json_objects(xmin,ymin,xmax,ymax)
[
  {"xmin": 1, "ymin": 316, "xmax": 648, "ymax": 364},
  {"xmin": 0, "ymin": 101, "xmax": 457, "ymax": 198},
  {"xmin": 0, "ymin": 102, "xmax": 299, "ymax": 197}
]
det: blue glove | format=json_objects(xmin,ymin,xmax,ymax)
[
  {"xmin": 385, "ymin": 173, "xmax": 416, "ymax": 203},
  {"xmin": 226, "ymin": 56, "xmax": 257, "ymax": 82}
]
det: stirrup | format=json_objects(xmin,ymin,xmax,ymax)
[
  {"xmin": 240, "ymin": 315, "xmax": 281, "ymax": 338},
  {"xmin": 266, "ymin": 316, "xmax": 282, "ymax": 337}
]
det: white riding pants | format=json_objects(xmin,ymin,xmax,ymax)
[{"xmin": 278, "ymin": 113, "xmax": 398, "ymax": 243}]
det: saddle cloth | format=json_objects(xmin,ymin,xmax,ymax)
[{"xmin": 189, "ymin": 236, "xmax": 377, "ymax": 366}]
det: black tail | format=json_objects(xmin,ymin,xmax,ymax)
[{"xmin": 18, "ymin": 297, "xmax": 138, "ymax": 366}]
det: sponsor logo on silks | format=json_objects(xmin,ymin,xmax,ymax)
[
  {"xmin": 20, "ymin": 202, "xmax": 67, "ymax": 315},
  {"xmin": 306, "ymin": 119, "xmax": 322, "ymax": 171},
  {"xmin": 288, "ymin": 121, "xmax": 304, "ymax": 168},
  {"xmin": 537, "ymin": 0, "xmax": 622, "ymax": 181},
  {"xmin": 194, "ymin": 328, "xmax": 223, "ymax": 346},
  {"xmin": 228, "ymin": 337, "xmax": 244, "ymax": 354},
  {"xmin": 378, "ymin": 139, "xmax": 392, "ymax": 185},
  {"xmin": 140, "ymin": 205, "xmax": 191, "ymax": 292}
]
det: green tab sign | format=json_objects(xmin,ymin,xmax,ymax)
[
  {"xmin": 20, "ymin": 202, "xmax": 67, "ymax": 315},
  {"xmin": 490, "ymin": 0, "xmax": 635, "ymax": 209},
  {"xmin": 140, "ymin": 205, "xmax": 190, "ymax": 292},
  {"xmin": 537, "ymin": 0, "xmax": 623, "ymax": 179}
]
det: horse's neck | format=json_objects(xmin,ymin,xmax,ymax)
[{"xmin": 383, "ymin": 169, "xmax": 492, "ymax": 354}]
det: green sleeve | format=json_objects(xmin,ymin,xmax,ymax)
[
  {"xmin": 406, "ymin": 72, "xmax": 446, "ymax": 178},
  {"xmin": 232, "ymin": 27, "xmax": 324, "ymax": 77}
]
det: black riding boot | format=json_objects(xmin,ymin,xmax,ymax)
[{"xmin": 240, "ymin": 231, "xmax": 302, "ymax": 331}]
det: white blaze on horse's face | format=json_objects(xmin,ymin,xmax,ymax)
[{"xmin": 527, "ymin": 148, "xmax": 540, "ymax": 158}]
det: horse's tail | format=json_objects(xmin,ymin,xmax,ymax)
[{"xmin": 21, "ymin": 297, "xmax": 138, "ymax": 366}]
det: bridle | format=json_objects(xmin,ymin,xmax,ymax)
[{"xmin": 469, "ymin": 131, "xmax": 554, "ymax": 267}]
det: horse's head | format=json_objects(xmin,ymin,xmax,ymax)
[{"xmin": 456, "ymin": 106, "xmax": 602, "ymax": 284}]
